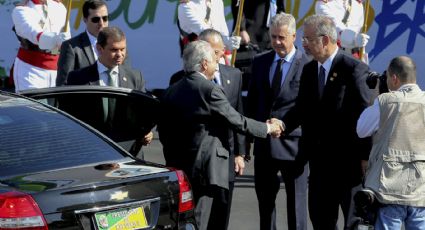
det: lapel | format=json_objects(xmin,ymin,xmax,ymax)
[
  {"xmin": 218, "ymin": 64, "xmax": 231, "ymax": 96},
  {"xmin": 81, "ymin": 32, "xmax": 96, "ymax": 65},
  {"xmin": 321, "ymin": 50, "xmax": 344, "ymax": 99},
  {"xmin": 88, "ymin": 62, "xmax": 101, "ymax": 86},
  {"xmin": 280, "ymin": 49, "xmax": 302, "ymax": 90},
  {"xmin": 264, "ymin": 51, "xmax": 276, "ymax": 90},
  {"xmin": 117, "ymin": 65, "xmax": 129, "ymax": 88}
]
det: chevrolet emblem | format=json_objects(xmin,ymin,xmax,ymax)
[{"xmin": 110, "ymin": 191, "xmax": 128, "ymax": 201}]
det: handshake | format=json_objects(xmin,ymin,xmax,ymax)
[{"xmin": 267, "ymin": 118, "xmax": 285, "ymax": 138}]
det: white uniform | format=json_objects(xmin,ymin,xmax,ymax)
[
  {"xmin": 315, "ymin": 0, "xmax": 368, "ymax": 52},
  {"xmin": 12, "ymin": 0, "xmax": 69, "ymax": 92},
  {"xmin": 178, "ymin": 0, "xmax": 229, "ymax": 37},
  {"xmin": 315, "ymin": 0, "xmax": 364, "ymax": 35}
]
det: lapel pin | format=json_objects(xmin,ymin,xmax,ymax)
[
  {"xmin": 330, "ymin": 72, "xmax": 337, "ymax": 81},
  {"xmin": 123, "ymin": 77, "xmax": 127, "ymax": 82},
  {"xmin": 227, "ymin": 80, "xmax": 230, "ymax": 84}
]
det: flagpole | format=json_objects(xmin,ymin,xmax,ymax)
[
  {"xmin": 230, "ymin": 0, "xmax": 245, "ymax": 67},
  {"xmin": 359, "ymin": 0, "xmax": 370, "ymax": 60}
]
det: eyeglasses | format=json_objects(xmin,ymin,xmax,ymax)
[
  {"xmin": 301, "ymin": 35, "xmax": 325, "ymax": 44},
  {"xmin": 90, "ymin": 16, "xmax": 109, "ymax": 23}
]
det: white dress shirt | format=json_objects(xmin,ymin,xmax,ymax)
[{"xmin": 97, "ymin": 61, "xmax": 119, "ymax": 87}]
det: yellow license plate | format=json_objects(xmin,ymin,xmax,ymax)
[{"xmin": 94, "ymin": 206, "xmax": 148, "ymax": 230}]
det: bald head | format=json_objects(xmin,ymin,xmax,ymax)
[{"xmin": 387, "ymin": 56, "xmax": 417, "ymax": 84}]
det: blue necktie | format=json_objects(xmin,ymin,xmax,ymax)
[
  {"xmin": 271, "ymin": 59, "xmax": 284, "ymax": 99},
  {"xmin": 318, "ymin": 65, "xmax": 326, "ymax": 97}
]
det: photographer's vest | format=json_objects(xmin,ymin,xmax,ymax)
[{"xmin": 365, "ymin": 84, "xmax": 425, "ymax": 206}]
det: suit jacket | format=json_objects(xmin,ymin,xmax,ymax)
[
  {"xmin": 169, "ymin": 65, "xmax": 246, "ymax": 156},
  {"xmin": 57, "ymin": 32, "xmax": 95, "ymax": 86},
  {"xmin": 57, "ymin": 32, "xmax": 131, "ymax": 86},
  {"xmin": 283, "ymin": 50, "xmax": 373, "ymax": 183},
  {"xmin": 158, "ymin": 72, "xmax": 267, "ymax": 189},
  {"xmin": 247, "ymin": 49, "xmax": 309, "ymax": 161},
  {"xmin": 65, "ymin": 62, "xmax": 146, "ymax": 140},
  {"xmin": 231, "ymin": 0, "xmax": 285, "ymax": 51}
]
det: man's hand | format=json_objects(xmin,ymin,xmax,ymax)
[
  {"xmin": 235, "ymin": 155, "xmax": 245, "ymax": 176},
  {"xmin": 361, "ymin": 160, "xmax": 368, "ymax": 177},
  {"xmin": 142, "ymin": 131, "xmax": 154, "ymax": 146},
  {"xmin": 239, "ymin": 30, "xmax": 250, "ymax": 45},
  {"xmin": 267, "ymin": 118, "xmax": 284, "ymax": 138}
]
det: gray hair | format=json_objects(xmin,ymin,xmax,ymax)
[
  {"xmin": 304, "ymin": 15, "xmax": 338, "ymax": 43},
  {"xmin": 199, "ymin": 28, "xmax": 224, "ymax": 43},
  {"xmin": 183, "ymin": 40, "xmax": 214, "ymax": 73},
  {"xmin": 388, "ymin": 56, "xmax": 417, "ymax": 83},
  {"xmin": 269, "ymin": 12, "xmax": 296, "ymax": 35}
]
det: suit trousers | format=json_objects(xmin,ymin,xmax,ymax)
[
  {"xmin": 193, "ymin": 182, "xmax": 233, "ymax": 230},
  {"xmin": 308, "ymin": 160, "xmax": 360, "ymax": 230},
  {"xmin": 254, "ymin": 155, "xmax": 308, "ymax": 230}
]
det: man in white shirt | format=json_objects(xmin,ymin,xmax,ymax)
[
  {"xmin": 12, "ymin": 0, "xmax": 70, "ymax": 92},
  {"xmin": 357, "ymin": 56, "xmax": 425, "ymax": 230}
]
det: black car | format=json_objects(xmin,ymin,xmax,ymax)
[{"xmin": 0, "ymin": 87, "xmax": 197, "ymax": 230}]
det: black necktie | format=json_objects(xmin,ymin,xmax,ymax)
[
  {"xmin": 271, "ymin": 59, "xmax": 284, "ymax": 99},
  {"xmin": 318, "ymin": 65, "xmax": 326, "ymax": 97}
]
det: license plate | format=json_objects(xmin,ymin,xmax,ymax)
[{"xmin": 94, "ymin": 206, "xmax": 148, "ymax": 230}]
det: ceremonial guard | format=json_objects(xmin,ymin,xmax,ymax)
[
  {"xmin": 178, "ymin": 0, "xmax": 241, "ymax": 63},
  {"xmin": 316, "ymin": 0, "xmax": 369, "ymax": 59},
  {"xmin": 12, "ymin": 0, "xmax": 70, "ymax": 92}
]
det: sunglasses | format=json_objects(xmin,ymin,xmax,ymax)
[{"xmin": 90, "ymin": 16, "xmax": 109, "ymax": 23}]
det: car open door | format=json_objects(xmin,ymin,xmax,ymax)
[{"xmin": 21, "ymin": 86, "xmax": 159, "ymax": 157}]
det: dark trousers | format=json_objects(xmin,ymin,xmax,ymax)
[
  {"xmin": 308, "ymin": 160, "xmax": 359, "ymax": 230},
  {"xmin": 254, "ymin": 155, "xmax": 309, "ymax": 230},
  {"xmin": 193, "ymin": 183, "xmax": 234, "ymax": 230}
]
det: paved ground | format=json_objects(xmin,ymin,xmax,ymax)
[{"xmin": 142, "ymin": 133, "xmax": 344, "ymax": 230}]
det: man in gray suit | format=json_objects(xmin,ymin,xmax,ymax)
[
  {"xmin": 246, "ymin": 13, "xmax": 310, "ymax": 230},
  {"xmin": 158, "ymin": 40, "xmax": 283, "ymax": 230},
  {"xmin": 56, "ymin": 0, "xmax": 109, "ymax": 86}
]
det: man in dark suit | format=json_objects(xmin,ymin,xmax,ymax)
[
  {"xmin": 66, "ymin": 26, "xmax": 150, "ymax": 153},
  {"xmin": 231, "ymin": 0, "xmax": 285, "ymax": 51},
  {"xmin": 283, "ymin": 15, "xmax": 374, "ymax": 229},
  {"xmin": 246, "ymin": 13, "xmax": 309, "ymax": 230},
  {"xmin": 158, "ymin": 40, "xmax": 283, "ymax": 230},
  {"xmin": 57, "ymin": 0, "xmax": 128, "ymax": 86}
]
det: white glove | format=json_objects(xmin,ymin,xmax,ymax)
[
  {"xmin": 340, "ymin": 29, "xmax": 369, "ymax": 49},
  {"xmin": 355, "ymin": 33, "xmax": 370, "ymax": 48},
  {"xmin": 58, "ymin": 32, "xmax": 71, "ymax": 44},
  {"xmin": 38, "ymin": 32, "xmax": 70, "ymax": 50},
  {"xmin": 223, "ymin": 35, "xmax": 241, "ymax": 50}
]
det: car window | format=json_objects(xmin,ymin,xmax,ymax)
[
  {"xmin": 0, "ymin": 98, "xmax": 125, "ymax": 177},
  {"xmin": 28, "ymin": 91, "xmax": 159, "ymax": 145}
]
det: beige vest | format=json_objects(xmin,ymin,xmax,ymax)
[{"xmin": 365, "ymin": 84, "xmax": 425, "ymax": 206}]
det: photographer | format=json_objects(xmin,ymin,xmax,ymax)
[{"xmin": 357, "ymin": 56, "xmax": 425, "ymax": 230}]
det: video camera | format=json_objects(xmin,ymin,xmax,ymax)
[
  {"xmin": 366, "ymin": 71, "xmax": 388, "ymax": 94},
  {"xmin": 352, "ymin": 189, "xmax": 380, "ymax": 229}
]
